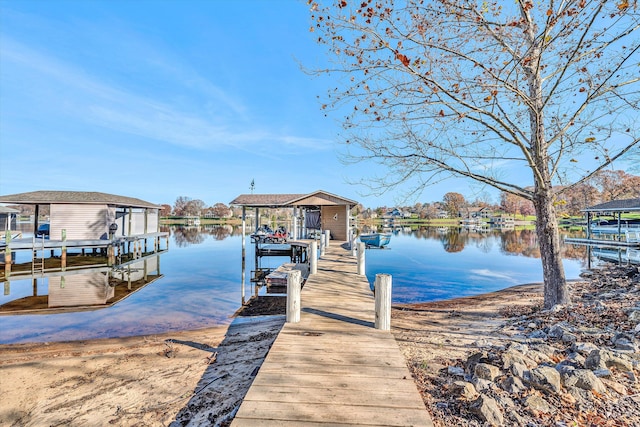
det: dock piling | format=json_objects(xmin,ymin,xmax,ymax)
[
  {"xmin": 286, "ymin": 269, "xmax": 302, "ymax": 323},
  {"xmin": 309, "ymin": 241, "xmax": 317, "ymax": 275},
  {"xmin": 374, "ymin": 273, "xmax": 392, "ymax": 331},
  {"xmin": 357, "ymin": 241, "xmax": 365, "ymax": 276}
]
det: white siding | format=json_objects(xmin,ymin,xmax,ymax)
[
  {"xmin": 50, "ymin": 204, "xmax": 110, "ymax": 240},
  {"xmin": 146, "ymin": 209, "xmax": 159, "ymax": 232},
  {"xmin": 48, "ymin": 272, "xmax": 112, "ymax": 307}
]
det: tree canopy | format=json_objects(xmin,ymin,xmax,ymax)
[{"xmin": 309, "ymin": 0, "xmax": 640, "ymax": 308}]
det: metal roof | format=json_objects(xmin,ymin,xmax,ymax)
[
  {"xmin": 0, "ymin": 191, "xmax": 160, "ymax": 209},
  {"xmin": 230, "ymin": 190, "xmax": 358, "ymax": 208},
  {"xmin": 0, "ymin": 206, "xmax": 20, "ymax": 214},
  {"xmin": 583, "ymin": 198, "xmax": 640, "ymax": 213}
]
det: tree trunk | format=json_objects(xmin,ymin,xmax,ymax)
[{"xmin": 534, "ymin": 188, "xmax": 570, "ymax": 309}]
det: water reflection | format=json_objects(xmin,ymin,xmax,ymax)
[
  {"xmin": 1, "ymin": 254, "xmax": 163, "ymax": 314},
  {"xmin": 0, "ymin": 223, "xmax": 630, "ymax": 345}
]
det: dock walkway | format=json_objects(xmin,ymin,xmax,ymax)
[{"xmin": 232, "ymin": 242, "xmax": 433, "ymax": 427}]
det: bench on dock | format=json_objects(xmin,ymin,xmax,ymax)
[{"xmin": 265, "ymin": 263, "xmax": 309, "ymax": 287}]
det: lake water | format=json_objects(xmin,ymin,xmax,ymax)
[{"xmin": 0, "ymin": 225, "xmax": 588, "ymax": 344}]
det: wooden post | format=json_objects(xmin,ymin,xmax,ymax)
[
  {"xmin": 351, "ymin": 233, "xmax": 357, "ymax": 256},
  {"xmin": 241, "ymin": 206, "xmax": 247, "ymax": 305},
  {"xmin": 286, "ymin": 269, "xmax": 302, "ymax": 323},
  {"xmin": 4, "ymin": 231, "xmax": 12, "ymax": 277},
  {"xmin": 320, "ymin": 233, "xmax": 325, "ymax": 257},
  {"xmin": 375, "ymin": 273, "xmax": 392, "ymax": 331},
  {"xmin": 127, "ymin": 265, "xmax": 132, "ymax": 290},
  {"xmin": 324, "ymin": 230, "xmax": 331, "ymax": 248},
  {"xmin": 357, "ymin": 242, "xmax": 365, "ymax": 276},
  {"xmin": 107, "ymin": 245, "xmax": 115, "ymax": 266},
  {"xmin": 61, "ymin": 229, "xmax": 67, "ymax": 271},
  {"xmin": 310, "ymin": 241, "xmax": 317, "ymax": 275}
]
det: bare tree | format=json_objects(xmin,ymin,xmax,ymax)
[{"xmin": 309, "ymin": 0, "xmax": 640, "ymax": 308}]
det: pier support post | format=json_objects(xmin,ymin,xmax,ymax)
[
  {"xmin": 4, "ymin": 231, "xmax": 12, "ymax": 278},
  {"xmin": 320, "ymin": 234, "xmax": 325, "ymax": 257},
  {"xmin": 286, "ymin": 269, "xmax": 302, "ymax": 323},
  {"xmin": 324, "ymin": 230, "xmax": 331, "ymax": 248},
  {"xmin": 357, "ymin": 242, "xmax": 365, "ymax": 276},
  {"xmin": 310, "ymin": 241, "xmax": 317, "ymax": 275},
  {"xmin": 61, "ymin": 229, "xmax": 67, "ymax": 271},
  {"xmin": 375, "ymin": 273, "xmax": 392, "ymax": 331},
  {"xmin": 351, "ymin": 233, "xmax": 357, "ymax": 256}
]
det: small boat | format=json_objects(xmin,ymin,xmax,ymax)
[{"xmin": 359, "ymin": 233, "xmax": 391, "ymax": 248}]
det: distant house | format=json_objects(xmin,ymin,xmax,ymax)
[
  {"xmin": 459, "ymin": 206, "xmax": 492, "ymax": 219},
  {"xmin": 0, "ymin": 191, "xmax": 160, "ymax": 240},
  {"xmin": 436, "ymin": 210, "xmax": 449, "ymax": 219}
]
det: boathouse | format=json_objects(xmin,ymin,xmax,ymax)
[
  {"xmin": 230, "ymin": 190, "xmax": 358, "ymax": 241},
  {"xmin": 0, "ymin": 190, "xmax": 161, "ymax": 240},
  {"xmin": 565, "ymin": 198, "xmax": 640, "ymax": 247}
]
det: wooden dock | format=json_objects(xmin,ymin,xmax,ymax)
[{"xmin": 231, "ymin": 242, "xmax": 433, "ymax": 427}]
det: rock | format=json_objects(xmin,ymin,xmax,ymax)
[
  {"xmin": 523, "ymin": 394, "xmax": 556, "ymax": 414},
  {"xmin": 528, "ymin": 329, "xmax": 547, "ymax": 340},
  {"xmin": 585, "ymin": 349, "xmax": 633, "ymax": 371},
  {"xmin": 475, "ymin": 363, "xmax": 501, "ymax": 381},
  {"xmin": 629, "ymin": 310, "xmax": 640, "ymax": 322},
  {"xmin": 510, "ymin": 362, "xmax": 527, "ymax": 379},
  {"xmin": 573, "ymin": 341, "xmax": 599, "ymax": 357},
  {"xmin": 593, "ymin": 368, "xmax": 612, "ymax": 378},
  {"xmin": 465, "ymin": 351, "xmax": 489, "ymax": 374},
  {"xmin": 507, "ymin": 410, "xmax": 527, "ymax": 426},
  {"xmin": 526, "ymin": 366, "xmax": 562, "ymax": 394},
  {"xmin": 502, "ymin": 348, "xmax": 536, "ymax": 370},
  {"xmin": 601, "ymin": 378, "xmax": 628, "ymax": 395},
  {"xmin": 447, "ymin": 366, "xmax": 465, "ymax": 377},
  {"xmin": 500, "ymin": 375, "xmax": 527, "ymax": 394},
  {"xmin": 548, "ymin": 321, "xmax": 572, "ymax": 339},
  {"xmin": 562, "ymin": 332, "xmax": 578, "ymax": 344},
  {"xmin": 612, "ymin": 332, "xmax": 638, "ymax": 352},
  {"xmin": 471, "ymin": 376, "xmax": 493, "ymax": 392},
  {"xmin": 451, "ymin": 381, "xmax": 478, "ymax": 400},
  {"xmin": 593, "ymin": 300, "xmax": 607, "ymax": 312},
  {"xmin": 634, "ymin": 323, "xmax": 640, "ymax": 333},
  {"xmin": 563, "ymin": 369, "xmax": 607, "ymax": 394},
  {"xmin": 525, "ymin": 349, "xmax": 553, "ymax": 365},
  {"xmin": 470, "ymin": 394, "xmax": 504, "ymax": 426}
]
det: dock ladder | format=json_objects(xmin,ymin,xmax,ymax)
[{"xmin": 31, "ymin": 235, "xmax": 46, "ymax": 275}]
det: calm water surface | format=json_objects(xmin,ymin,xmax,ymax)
[{"xmin": 0, "ymin": 225, "xmax": 588, "ymax": 344}]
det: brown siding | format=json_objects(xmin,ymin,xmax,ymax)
[{"xmin": 321, "ymin": 205, "xmax": 348, "ymax": 240}]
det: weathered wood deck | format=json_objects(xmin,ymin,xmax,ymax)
[{"xmin": 232, "ymin": 242, "xmax": 433, "ymax": 427}]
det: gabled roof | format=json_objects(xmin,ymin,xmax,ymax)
[
  {"xmin": 583, "ymin": 198, "xmax": 640, "ymax": 213},
  {"xmin": 0, "ymin": 191, "xmax": 160, "ymax": 209},
  {"xmin": 230, "ymin": 190, "xmax": 357, "ymax": 208}
]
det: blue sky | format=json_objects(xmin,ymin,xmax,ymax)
[
  {"xmin": 0, "ymin": 1, "xmax": 635, "ymax": 209},
  {"xmin": 0, "ymin": 0, "xmax": 485, "ymax": 208}
]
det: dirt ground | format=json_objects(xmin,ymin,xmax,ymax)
[{"xmin": 0, "ymin": 283, "xmax": 568, "ymax": 427}]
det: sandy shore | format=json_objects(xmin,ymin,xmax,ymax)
[{"xmin": 0, "ymin": 285, "xmax": 543, "ymax": 426}]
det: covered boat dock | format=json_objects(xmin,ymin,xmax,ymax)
[{"xmin": 565, "ymin": 198, "xmax": 640, "ymax": 248}]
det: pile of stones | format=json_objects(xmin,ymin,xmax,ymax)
[{"xmin": 431, "ymin": 265, "xmax": 640, "ymax": 426}]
